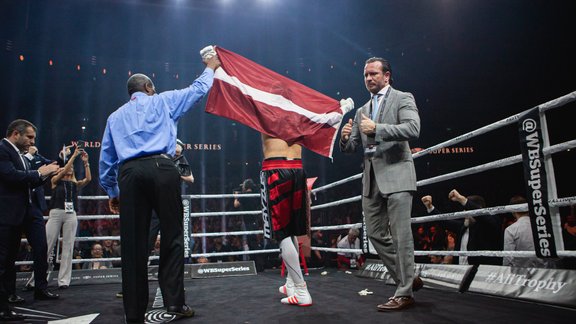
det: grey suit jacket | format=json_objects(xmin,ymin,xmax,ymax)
[{"xmin": 340, "ymin": 87, "xmax": 420, "ymax": 196}]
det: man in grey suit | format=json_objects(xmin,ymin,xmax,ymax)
[{"xmin": 340, "ymin": 57, "xmax": 421, "ymax": 311}]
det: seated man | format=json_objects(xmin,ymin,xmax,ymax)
[
  {"xmin": 82, "ymin": 243, "xmax": 113, "ymax": 270},
  {"xmin": 336, "ymin": 228, "xmax": 364, "ymax": 270}
]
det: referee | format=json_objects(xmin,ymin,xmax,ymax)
[{"xmin": 99, "ymin": 53, "xmax": 220, "ymax": 323}]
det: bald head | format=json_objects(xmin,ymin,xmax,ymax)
[{"xmin": 127, "ymin": 73, "xmax": 155, "ymax": 96}]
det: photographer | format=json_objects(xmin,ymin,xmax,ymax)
[{"xmin": 46, "ymin": 144, "xmax": 91, "ymax": 289}]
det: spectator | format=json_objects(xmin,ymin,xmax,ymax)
[
  {"xmin": 149, "ymin": 236, "xmax": 161, "ymax": 266},
  {"xmin": 429, "ymin": 255, "xmax": 444, "ymax": 264},
  {"xmin": 82, "ymin": 243, "xmax": 113, "ymax": 270},
  {"xmin": 422, "ymin": 190, "xmax": 502, "ymax": 265},
  {"xmin": 413, "ymin": 225, "xmax": 430, "ymax": 263},
  {"xmin": 429, "ymin": 225, "xmax": 447, "ymax": 252},
  {"xmin": 336, "ymin": 228, "xmax": 364, "ymax": 270},
  {"xmin": 503, "ymin": 195, "xmax": 556, "ymax": 268},
  {"xmin": 308, "ymin": 231, "xmax": 329, "ymax": 269},
  {"xmin": 77, "ymin": 221, "xmax": 94, "ymax": 258},
  {"xmin": 227, "ymin": 236, "xmax": 244, "ymax": 262},
  {"xmin": 443, "ymin": 231, "xmax": 457, "ymax": 264},
  {"xmin": 196, "ymin": 256, "xmax": 209, "ymax": 264},
  {"xmin": 73, "ymin": 249, "xmax": 83, "ymax": 270},
  {"xmin": 208, "ymin": 237, "xmax": 233, "ymax": 263},
  {"xmin": 102, "ymin": 239, "xmax": 121, "ymax": 267},
  {"xmin": 562, "ymin": 212, "xmax": 576, "ymax": 269}
]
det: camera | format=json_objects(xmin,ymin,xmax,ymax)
[{"xmin": 76, "ymin": 140, "xmax": 87, "ymax": 149}]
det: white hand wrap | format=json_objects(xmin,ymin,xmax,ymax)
[
  {"xmin": 339, "ymin": 97, "xmax": 354, "ymax": 114},
  {"xmin": 200, "ymin": 45, "xmax": 217, "ymax": 61}
]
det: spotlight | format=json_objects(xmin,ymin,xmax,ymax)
[
  {"xmin": 49, "ymin": 59, "xmax": 53, "ymax": 66},
  {"xmin": 19, "ymin": 55, "xmax": 24, "ymax": 61},
  {"xmin": 77, "ymin": 64, "xmax": 81, "ymax": 71}
]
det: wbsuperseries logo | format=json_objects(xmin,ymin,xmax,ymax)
[{"xmin": 522, "ymin": 117, "xmax": 554, "ymax": 257}]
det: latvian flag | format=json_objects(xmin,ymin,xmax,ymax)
[{"xmin": 205, "ymin": 47, "xmax": 349, "ymax": 159}]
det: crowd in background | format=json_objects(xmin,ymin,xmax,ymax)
[{"xmin": 15, "ymin": 178, "xmax": 576, "ymax": 273}]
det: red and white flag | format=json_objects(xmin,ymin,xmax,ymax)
[{"xmin": 205, "ymin": 47, "xmax": 351, "ymax": 158}]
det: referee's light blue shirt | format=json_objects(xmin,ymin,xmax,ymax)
[{"xmin": 99, "ymin": 67, "xmax": 214, "ymax": 198}]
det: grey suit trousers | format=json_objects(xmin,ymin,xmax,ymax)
[{"xmin": 363, "ymin": 168, "xmax": 415, "ymax": 297}]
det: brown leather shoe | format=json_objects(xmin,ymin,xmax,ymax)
[
  {"xmin": 377, "ymin": 296, "xmax": 415, "ymax": 311},
  {"xmin": 413, "ymin": 276, "xmax": 423, "ymax": 292}
]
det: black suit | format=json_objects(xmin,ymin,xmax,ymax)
[
  {"xmin": 0, "ymin": 139, "xmax": 44, "ymax": 311},
  {"xmin": 7, "ymin": 153, "xmax": 53, "ymax": 292},
  {"xmin": 29, "ymin": 153, "xmax": 51, "ymax": 212}
]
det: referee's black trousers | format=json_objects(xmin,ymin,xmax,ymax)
[{"xmin": 119, "ymin": 156, "xmax": 184, "ymax": 322}]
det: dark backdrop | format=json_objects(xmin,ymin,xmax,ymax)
[{"xmin": 1, "ymin": 0, "xmax": 574, "ymax": 207}]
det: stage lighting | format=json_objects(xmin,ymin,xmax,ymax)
[{"xmin": 19, "ymin": 55, "xmax": 24, "ymax": 61}]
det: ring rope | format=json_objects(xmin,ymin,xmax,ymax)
[
  {"xmin": 310, "ymin": 223, "xmax": 362, "ymax": 231},
  {"xmin": 412, "ymin": 196, "xmax": 576, "ymax": 224},
  {"xmin": 417, "ymin": 140, "xmax": 576, "ymax": 187},
  {"xmin": 190, "ymin": 230, "xmax": 263, "ymax": 237},
  {"xmin": 310, "ymin": 247, "xmax": 576, "ymax": 258},
  {"xmin": 37, "ymin": 195, "xmax": 576, "ymax": 223},
  {"xmin": 538, "ymin": 91, "xmax": 576, "ymax": 113},
  {"xmin": 413, "ymin": 91, "xmax": 576, "ymax": 159}
]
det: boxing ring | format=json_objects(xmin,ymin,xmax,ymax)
[{"xmin": 14, "ymin": 91, "xmax": 576, "ymax": 323}]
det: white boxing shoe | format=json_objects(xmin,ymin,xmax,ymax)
[
  {"xmin": 281, "ymin": 282, "xmax": 312, "ymax": 307},
  {"xmin": 279, "ymin": 277, "xmax": 294, "ymax": 296}
]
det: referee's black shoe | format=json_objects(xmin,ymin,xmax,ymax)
[{"xmin": 167, "ymin": 304, "xmax": 195, "ymax": 318}]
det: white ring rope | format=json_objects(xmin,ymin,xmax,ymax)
[
  {"xmin": 412, "ymin": 196, "xmax": 576, "ymax": 224},
  {"xmin": 538, "ymin": 90, "xmax": 576, "ymax": 113},
  {"xmin": 311, "ymin": 174, "xmax": 362, "ymax": 194},
  {"xmin": 189, "ymin": 210, "xmax": 261, "ymax": 217},
  {"xmin": 311, "ymin": 223, "xmax": 362, "ymax": 231},
  {"xmin": 190, "ymin": 230, "xmax": 263, "ymax": 237},
  {"xmin": 183, "ymin": 193, "xmax": 260, "ymax": 199},
  {"xmin": 309, "ymin": 247, "xmax": 576, "ymax": 258},
  {"xmin": 417, "ymin": 139, "xmax": 576, "ymax": 187},
  {"xmin": 310, "ymin": 196, "xmax": 361, "ymax": 210},
  {"xmin": 412, "ymin": 91, "xmax": 576, "ymax": 159}
]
